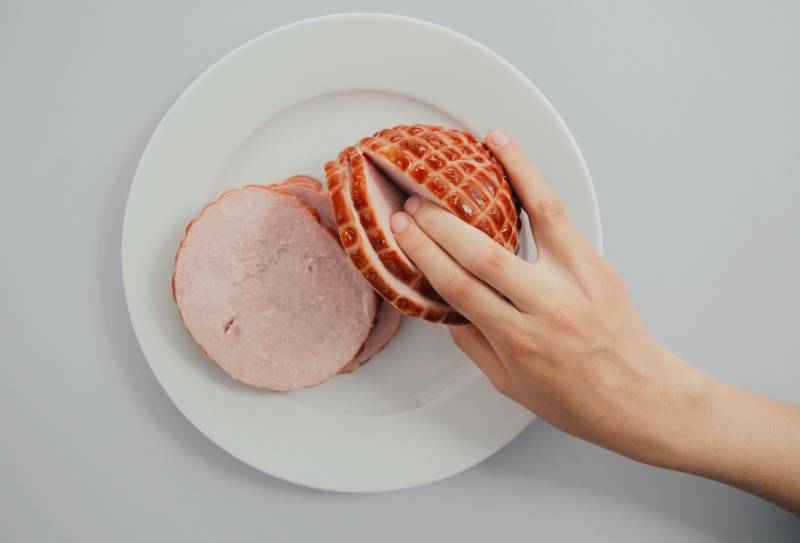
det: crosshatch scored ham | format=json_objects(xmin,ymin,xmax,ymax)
[{"xmin": 326, "ymin": 124, "xmax": 521, "ymax": 324}]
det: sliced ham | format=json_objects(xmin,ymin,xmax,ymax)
[
  {"xmin": 173, "ymin": 186, "xmax": 377, "ymax": 390},
  {"xmin": 327, "ymin": 149, "xmax": 460, "ymax": 322},
  {"xmin": 326, "ymin": 124, "xmax": 521, "ymax": 324},
  {"xmin": 269, "ymin": 176, "xmax": 402, "ymax": 372},
  {"xmin": 340, "ymin": 300, "xmax": 403, "ymax": 373},
  {"xmin": 271, "ymin": 176, "xmax": 335, "ymax": 229}
]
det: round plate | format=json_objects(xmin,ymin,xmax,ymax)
[{"xmin": 122, "ymin": 13, "xmax": 601, "ymax": 492}]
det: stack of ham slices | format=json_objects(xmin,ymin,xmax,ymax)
[
  {"xmin": 173, "ymin": 177, "xmax": 401, "ymax": 391},
  {"xmin": 327, "ymin": 125, "xmax": 520, "ymax": 323},
  {"xmin": 172, "ymin": 124, "xmax": 520, "ymax": 391}
]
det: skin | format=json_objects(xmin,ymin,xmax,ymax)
[{"xmin": 389, "ymin": 129, "xmax": 800, "ymax": 514}]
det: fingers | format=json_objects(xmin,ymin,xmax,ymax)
[
  {"xmin": 449, "ymin": 324, "xmax": 512, "ymax": 396},
  {"xmin": 390, "ymin": 211, "xmax": 520, "ymax": 330},
  {"xmin": 403, "ymin": 195, "xmax": 534, "ymax": 305},
  {"xmin": 485, "ymin": 129, "xmax": 582, "ymax": 266}
]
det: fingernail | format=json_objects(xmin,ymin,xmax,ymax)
[
  {"xmin": 404, "ymin": 195, "xmax": 421, "ymax": 214},
  {"xmin": 390, "ymin": 212, "xmax": 410, "ymax": 233},
  {"xmin": 489, "ymin": 129, "xmax": 509, "ymax": 147}
]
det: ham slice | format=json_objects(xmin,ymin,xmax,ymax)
[
  {"xmin": 269, "ymin": 176, "xmax": 403, "ymax": 372},
  {"xmin": 271, "ymin": 176, "xmax": 335, "ymax": 229},
  {"xmin": 172, "ymin": 186, "xmax": 377, "ymax": 390},
  {"xmin": 326, "ymin": 125, "xmax": 521, "ymax": 323},
  {"xmin": 340, "ymin": 300, "xmax": 403, "ymax": 373}
]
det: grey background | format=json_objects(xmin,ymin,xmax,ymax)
[{"xmin": 1, "ymin": 0, "xmax": 798, "ymax": 540}]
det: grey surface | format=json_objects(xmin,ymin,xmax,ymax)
[{"xmin": 1, "ymin": 0, "xmax": 798, "ymax": 540}]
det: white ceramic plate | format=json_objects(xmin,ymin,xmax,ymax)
[{"xmin": 122, "ymin": 13, "xmax": 601, "ymax": 492}]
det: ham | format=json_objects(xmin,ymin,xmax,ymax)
[
  {"xmin": 172, "ymin": 186, "xmax": 377, "ymax": 390},
  {"xmin": 326, "ymin": 125, "xmax": 521, "ymax": 323},
  {"xmin": 269, "ymin": 176, "xmax": 403, "ymax": 372},
  {"xmin": 340, "ymin": 300, "xmax": 403, "ymax": 373},
  {"xmin": 271, "ymin": 176, "xmax": 335, "ymax": 229}
]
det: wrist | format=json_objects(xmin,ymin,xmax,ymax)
[
  {"xmin": 660, "ymin": 369, "xmax": 800, "ymax": 512},
  {"xmin": 650, "ymin": 354, "xmax": 750, "ymax": 480},
  {"xmin": 658, "ymin": 360, "xmax": 719, "ymax": 473},
  {"xmin": 626, "ymin": 345, "xmax": 717, "ymax": 472}
]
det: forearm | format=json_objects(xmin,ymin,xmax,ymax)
[{"xmin": 656, "ymin": 354, "xmax": 800, "ymax": 514}]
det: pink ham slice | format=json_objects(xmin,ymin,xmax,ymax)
[
  {"xmin": 269, "ymin": 176, "xmax": 403, "ymax": 372},
  {"xmin": 326, "ymin": 124, "xmax": 521, "ymax": 324},
  {"xmin": 340, "ymin": 300, "xmax": 403, "ymax": 373},
  {"xmin": 272, "ymin": 176, "xmax": 335, "ymax": 229},
  {"xmin": 172, "ymin": 186, "xmax": 377, "ymax": 390}
]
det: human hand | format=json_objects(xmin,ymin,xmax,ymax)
[
  {"xmin": 388, "ymin": 129, "xmax": 709, "ymax": 469},
  {"xmin": 389, "ymin": 129, "xmax": 800, "ymax": 513}
]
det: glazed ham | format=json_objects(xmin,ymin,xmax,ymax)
[
  {"xmin": 326, "ymin": 125, "xmax": 521, "ymax": 323},
  {"xmin": 173, "ymin": 186, "xmax": 378, "ymax": 390}
]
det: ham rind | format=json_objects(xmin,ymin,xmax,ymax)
[
  {"xmin": 173, "ymin": 186, "xmax": 377, "ymax": 390},
  {"xmin": 326, "ymin": 124, "xmax": 521, "ymax": 323},
  {"xmin": 340, "ymin": 300, "xmax": 403, "ymax": 373},
  {"xmin": 327, "ymin": 150, "xmax": 465, "ymax": 323},
  {"xmin": 360, "ymin": 125, "xmax": 521, "ymax": 252},
  {"xmin": 282, "ymin": 175, "xmax": 323, "ymax": 189}
]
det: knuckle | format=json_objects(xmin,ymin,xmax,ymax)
[
  {"xmin": 415, "ymin": 205, "xmax": 441, "ymax": 232},
  {"xmin": 482, "ymin": 308, "xmax": 520, "ymax": 335},
  {"xmin": 538, "ymin": 196, "xmax": 567, "ymax": 224},
  {"xmin": 478, "ymin": 247, "xmax": 508, "ymax": 276},
  {"xmin": 551, "ymin": 305, "xmax": 577, "ymax": 330},
  {"xmin": 400, "ymin": 230, "xmax": 428, "ymax": 259},
  {"xmin": 441, "ymin": 275, "xmax": 472, "ymax": 302}
]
